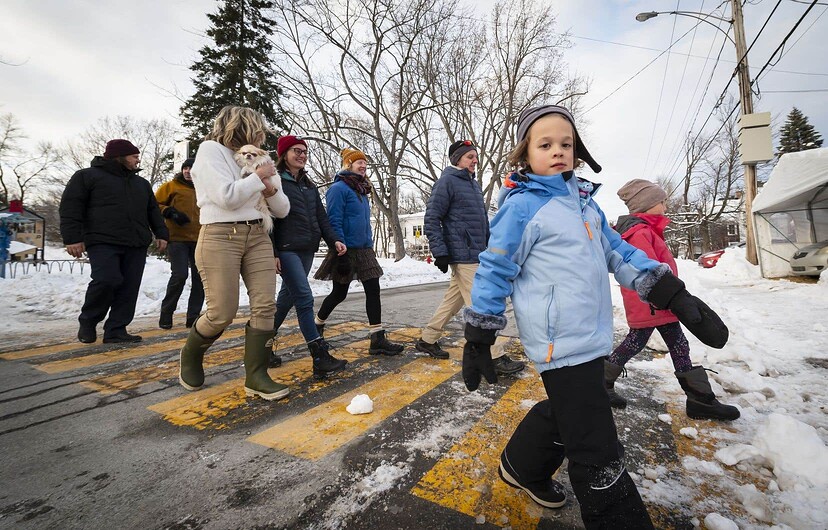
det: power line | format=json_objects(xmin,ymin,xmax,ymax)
[{"xmin": 762, "ymin": 88, "xmax": 828, "ymax": 92}]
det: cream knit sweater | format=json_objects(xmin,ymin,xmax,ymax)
[{"xmin": 191, "ymin": 140, "xmax": 290, "ymax": 224}]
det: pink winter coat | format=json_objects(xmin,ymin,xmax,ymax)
[{"xmin": 616, "ymin": 214, "xmax": 679, "ymax": 328}]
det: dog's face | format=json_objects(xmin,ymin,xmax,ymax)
[{"xmin": 235, "ymin": 144, "xmax": 272, "ymax": 168}]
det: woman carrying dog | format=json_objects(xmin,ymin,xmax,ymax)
[{"xmin": 179, "ymin": 105, "xmax": 291, "ymax": 401}]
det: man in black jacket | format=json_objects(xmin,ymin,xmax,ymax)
[{"xmin": 60, "ymin": 139, "xmax": 169, "ymax": 344}]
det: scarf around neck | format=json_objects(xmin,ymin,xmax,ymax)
[{"xmin": 337, "ymin": 170, "xmax": 372, "ymax": 196}]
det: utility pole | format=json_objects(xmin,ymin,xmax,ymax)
[{"xmin": 731, "ymin": 0, "xmax": 759, "ymax": 265}]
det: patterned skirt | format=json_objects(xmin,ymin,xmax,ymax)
[{"xmin": 314, "ymin": 247, "xmax": 383, "ymax": 283}]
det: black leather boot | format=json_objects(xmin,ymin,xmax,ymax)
[
  {"xmin": 369, "ymin": 329, "xmax": 404, "ymax": 356},
  {"xmin": 307, "ymin": 339, "xmax": 347, "ymax": 378}
]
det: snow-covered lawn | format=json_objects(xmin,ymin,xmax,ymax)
[{"xmin": 2, "ymin": 245, "xmax": 827, "ymax": 528}]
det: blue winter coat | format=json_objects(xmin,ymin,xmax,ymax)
[
  {"xmin": 467, "ymin": 172, "xmax": 665, "ymax": 374},
  {"xmin": 325, "ymin": 171, "xmax": 373, "ymax": 249},
  {"xmin": 424, "ymin": 166, "xmax": 489, "ymax": 264}
]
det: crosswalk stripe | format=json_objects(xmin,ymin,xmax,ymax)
[
  {"xmin": 247, "ymin": 352, "xmax": 460, "ymax": 460},
  {"xmin": 82, "ymin": 321, "xmax": 359, "ymax": 395},
  {"xmin": 146, "ymin": 322, "xmax": 384, "ymax": 430},
  {"xmin": 0, "ymin": 317, "xmax": 251, "ymax": 361},
  {"xmin": 410, "ymin": 376, "xmax": 546, "ymax": 528}
]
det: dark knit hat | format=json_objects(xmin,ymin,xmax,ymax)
[
  {"xmin": 276, "ymin": 135, "xmax": 308, "ymax": 157},
  {"xmin": 515, "ymin": 105, "xmax": 601, "ymax": 173},
  {"xmin": 617, "ymin": 179, "xmax": 668, "ymax": 214},
  {"xmin": 449, "ymin": 140, "xmax": 477, "ymax": 166},
  {"xmin": 103, "ymin": 139, "xmax": 140, "ymax": 159},
  {"xmin": 181, "ymin": 158, "xmax": 195, "ymax": 171}
]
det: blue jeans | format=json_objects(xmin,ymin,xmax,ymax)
[{"xmin": 273, "ymin": 250, "xmax": 319, "ymax": 342}]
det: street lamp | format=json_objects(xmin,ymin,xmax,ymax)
[
  {"xmin": 635, "ymin": 10, "xmax": 736, "ymax": 45},
  {"xmin": 636, "ymin": 1, "xmax": 761, "ymax": 265}
]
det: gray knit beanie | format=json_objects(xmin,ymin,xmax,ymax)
[
  {"xmin": 617, "ymin": 179, "xmax": 668, "ymax": 213},
  {"xmin": 515, "ymin": 105, "xmax": 602, "ymax": 173}
]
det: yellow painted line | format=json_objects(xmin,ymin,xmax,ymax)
[
  {"xmin": 82, "ymin": 320, "xmax": 352, "ymax": 396},
  {"xmin": 411, "ymin": 375, "xmax": 546, "ymax": 529},
  {"xmin": 0, "ymin": 317, "xmax": 250, "ymax": 361},
  {"xmin": 248, "ymin": 354, "xmax": 460, "ymax": 459},
  {"xmin": 146, "ymin": 322, "xmax": 381, "ymax": 430},
  {"xmin": 34, "ymin": 327, "xmax": 246, "ymax": 374}
]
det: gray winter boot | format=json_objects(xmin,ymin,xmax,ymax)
[
  {"xmin": 604, "ymin": 360, "xmax": 628, "ymax": 409},
  {"xmin": 675, "ymin": 366, "xmax": 740, "ymax": 421},
  {"xmin": 243, "ymin": 324, "xmax": 290, "ymax": 401},
  {"xmin": 179, "ymin": 323, "xmax": 222, "ymax": 391}
]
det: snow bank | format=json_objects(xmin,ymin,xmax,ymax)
[{"xmin": 752, "ymin": 413, "xmax": 828, "ymax": 489}]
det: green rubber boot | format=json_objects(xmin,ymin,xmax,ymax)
[
  {"xmin": 244, "ymin": 324, "xmax": 290, "ymax": 401},
  {"xmin": 179, "ymin": 324, "xmax": 222, "ymax": 391}
]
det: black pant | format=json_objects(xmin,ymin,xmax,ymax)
[
  {"xmin": 503, "ymin": 357, "xmax": 653, "ymax": 530},
  {"xmin": 317, "ymin": 277, "xmax": 381, "ymax": 325},
  {"xmin": 160, "ymin": 241, "xmax": 204, "ymax": 323},
  {"xmin": 79, "ymin": 244, "xmax": 147, "ymax": 336}
]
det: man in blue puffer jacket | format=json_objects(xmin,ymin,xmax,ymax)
[{"xmin": 415, "ymin": 141, "xmax": 524, "ymax": 376}]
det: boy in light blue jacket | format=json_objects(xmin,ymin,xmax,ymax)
[{"xmin": 462, "ymin": 105, "xmax": 728, "ymax": 529}]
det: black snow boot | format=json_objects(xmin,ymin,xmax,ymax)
[
  {"xmin": 316, "ymin": 322, "xmax": 325, "ymax": 339},
  {"xmin": 308, "ymin": 338, "xmax": 347, "ymax": 378},
  {"xmin": 78, "ymin": 323, "xmax": 97, "ymax": 344},
  {"xmin": 369, "ymin": 329, "xmax": 404, "ymax": 356},
  {"xmin": 604, "ymin": 360, "xmax": 628, "ymax": 409},
  {"xmin": 266, "ymin": 333, "xmax": 281, "ymax": 368},
  {"xmin": 676, "ymin": 366, "xmax": 740, "ymax": 421}
]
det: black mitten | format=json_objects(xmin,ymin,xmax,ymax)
[
  {"xmin": 336, "ymin": 251, "xmax": 352, "ymax": 277},
  {"xmin": 163, "ymin": 206, "xmax": 190, "ymax": 226},
  {"xmin": 647, "ymin": 272, "xmax": 729, "ymax": 349},
  {"xmin": 462, "ymin": 323, "xmax": 498, "ymax": 391},
  {"xmin": 434, "ymin": 255, "xmax": 450, "ymax": 274}
]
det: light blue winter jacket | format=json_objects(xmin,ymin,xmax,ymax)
[{"xmin": 467, "ymin": 171, "xmax": 665, "ymax": 373}]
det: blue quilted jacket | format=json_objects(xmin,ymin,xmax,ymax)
[{"xmin": 424, "ymin": 166, "xmax": 489, "ymax": 264}]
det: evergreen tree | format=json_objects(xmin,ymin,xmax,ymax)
[
  {"xmin": 777, "ymin": 107, "xmax": 823, "ymax": 156},
  {"xmin": 181, "ymin": 0, "xmax": 285, "ymax": 150}
]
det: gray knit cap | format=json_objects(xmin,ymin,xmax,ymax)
[
  {"xmin": 515, "ymin": 105, "xmax": 602, "ymax": 173},
  {"xmin": 617, "ymin": 179, "xmax": 668, "ymax": 213}
]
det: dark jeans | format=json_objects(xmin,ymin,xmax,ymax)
[
  {"xmin": 160, "ymin": 241, "xmax": 204, "ymax": 324},
  {"xmin": 317, "ymin": 277, "xmax": 381, "ymax": 325},
  {"xmin": 503, "ymin": 358, "xmax": 653, "ymax": 530},
  {"xmin": 79, "ymin": 244, "xmax": 147, "ymax": 336},
  {"xmin": 273, "ymin": 250, "xmax": 319, "ymax": 342}
]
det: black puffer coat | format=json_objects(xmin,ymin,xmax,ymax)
[
  {"xmin": 424, "ymin": 166, "xmax": 489, "ymax": 264},
  {"xmin": 59, "ymin": 157, "xmax": 169, "ymax": 248},
  {"xmin": 271, "ymin": 170, "xmax": 339, "ymax": 256}
]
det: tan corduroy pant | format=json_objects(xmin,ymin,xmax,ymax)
[
  {"xmin": 194, "ymin": 223, "xmax": 276, "ymax": 336},
  {"xmin": 421, "ymin": 262, "xmax": 504, "ymax": 359}
]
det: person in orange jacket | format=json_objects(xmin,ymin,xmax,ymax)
[{"xmin": 155, "ymin": 158, "xmax": 204, "ymax": 329}]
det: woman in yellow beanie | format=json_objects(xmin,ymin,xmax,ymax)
[{"xmin": 313, "ymin": 148, "xmax": 404, "ymax": 355}]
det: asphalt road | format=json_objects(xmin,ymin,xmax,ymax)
[{"xmin": 0, "ymin": 283, "xmax": 697, "ymax": 529}]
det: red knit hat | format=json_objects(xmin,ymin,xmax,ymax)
[
  {"xmin": 276, "ymin": 135, "xmax": 308, "ymax": 157},
  {"xmin": 103, "ymin": 139, "xmax": 140, "ymax": 159}
]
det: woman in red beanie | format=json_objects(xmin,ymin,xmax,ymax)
[{"xmin": 269, "ymin": 135, "xmax": 349, "ymax": 379}]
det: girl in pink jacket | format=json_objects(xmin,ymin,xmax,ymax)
[{"xmin": 606, "ymin": 179, "xmax": 739, "ymax": 421}]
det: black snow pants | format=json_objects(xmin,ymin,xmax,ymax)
[
  {"xmin": 502, "ymin": 357, "xmax": 654, "ymax": 530},
  {"xmin": 160, "ymin": 241, "xmax": 203, "ymax": 325}
]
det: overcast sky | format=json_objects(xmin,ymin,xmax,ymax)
[{"xmin": 1, "ymin": 0, "xmax": 826, "ymax": 220}]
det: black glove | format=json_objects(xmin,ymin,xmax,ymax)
[
  {"xmin": 335, "ymin": 251, "xmax": 352, "ymax": 277},
  {"xmin": 462, "ymin": 323, "xmax": 498, "ymax": 391},
  {"xmin": 162, "ymin": 206, "xmax": 190, "ymax": 226},
  {"xmin": 434, "ymin": 255, "xmax": 450, "ymax": 274},
  {"xmin": 647, "ymin": 272, "xmax": 729, "ymax": 349}
]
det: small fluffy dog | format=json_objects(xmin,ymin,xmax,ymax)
[{"xmin": 234, "ymin": 144, "xmax": 278, "ymax": 233}]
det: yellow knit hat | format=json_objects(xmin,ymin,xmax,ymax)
[{"xmin": 341, "ymin": 148, "xmax": 367, "ymax": 168}]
